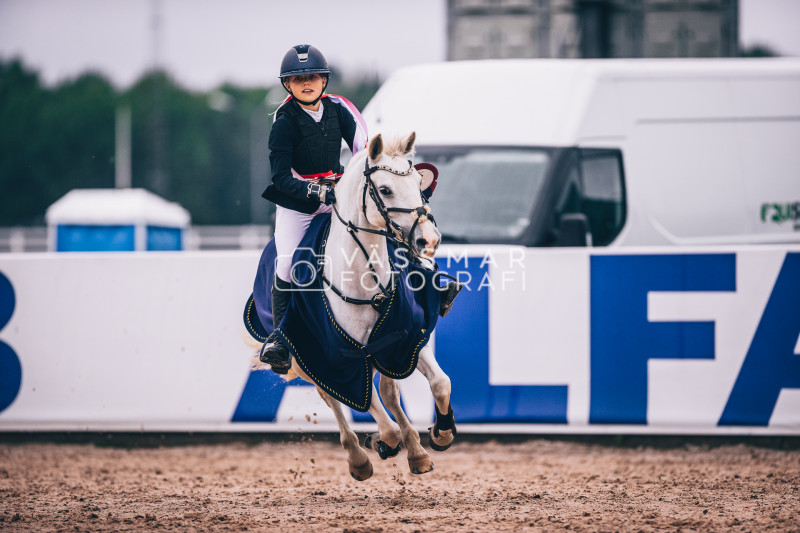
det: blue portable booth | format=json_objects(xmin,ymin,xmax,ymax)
[{"xmin": 45, "ymin": 189, "xmax": 191, "ymax": 252}]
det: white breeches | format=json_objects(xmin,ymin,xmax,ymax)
[{"xmin": 274, "ymin": 203, "xmax": 332, "ymax": 282}]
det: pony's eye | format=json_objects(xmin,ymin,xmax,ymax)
[{"xmin": 379, "ymin": 186, "xmax": 392, "ymax": 196}]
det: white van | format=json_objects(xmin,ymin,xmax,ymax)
[{"xmin": 362, "ymin": 59, "xmax": 800, "ymax": 247}]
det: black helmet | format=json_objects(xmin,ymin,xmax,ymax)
[{"xmin": 279, "ymin": 44, "xmax": 330, "ymax": 79}]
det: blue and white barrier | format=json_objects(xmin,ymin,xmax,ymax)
[{"xmin": 0, "ymin": 246, "xmax": 798, "ymax": 434}]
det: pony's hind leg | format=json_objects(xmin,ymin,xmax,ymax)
[
  {"xmin": 365, "ymin": 377, "xmax": 403, "ymax": 460},
  {"xmin": 316, "ymin": 387, "xmax": 373, "ymax": 481},
  {"xmin": 416, "ymin": 344, "xmax": 456, "ymax": 451},
  {"xmin": 378, "ymin": 376, "xmax": 434, "ymax": 475}
]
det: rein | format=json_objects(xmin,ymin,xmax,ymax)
[{"xmin": 321, "ymin": 156, "xmax": 437, "ymax": 312}]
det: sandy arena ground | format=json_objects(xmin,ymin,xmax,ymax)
[{"xmin": 0, "ymin": 436, "xmax": 798, "ymax": 532}]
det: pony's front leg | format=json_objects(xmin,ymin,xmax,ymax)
[
  {"xmin": 365, "ymin": 374, "xmax": 403, "ymax": 460},
  {"xmin": 378, "ymin": 376, "xmax": 434, "ymax": 475},
  {"xmin": 416, "ymin": 344, "xmax": 457, "ymax": 451},
  {"xmin": 316, "ymin": 387, "xmax": 373, "ymax": 481}
]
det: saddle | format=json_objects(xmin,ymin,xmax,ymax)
[{"xmin": 243, "ymin": 213, "xmax": 442, "ymax": 411}]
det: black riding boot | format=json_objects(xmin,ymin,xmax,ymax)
[
  {"xmin": 438, "ymin": 278, "xmax": 464, "ymax": 317},
  {"xmin": 259, "ymin": 276, "xmax": 293, "ymax": 374}
]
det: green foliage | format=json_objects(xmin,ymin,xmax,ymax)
[
  {"xmin": 0, "ymin": 61, "xmax": 116, "ymax": 224},
  {"xmin": 123, "ymin": 71, "xmax": 269, "ymax": 224},
  {"xmin": 740, "ymin": 43, "xmax": 780, "ymax": 57},
  {"xmin": 0, "ymin": 59, "xmax": 381, "ymax": 226}
]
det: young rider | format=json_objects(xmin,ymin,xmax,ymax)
[
  {"xmin": 259, "ymin": 44, "xmax": 462, "ymax": 375},
  {"xmin": 259, "ymin": 44, "xmax": 366, "ymax": 374}
]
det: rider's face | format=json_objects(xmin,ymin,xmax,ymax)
[{"xmin": 286, "ymin": 74, "xmax": 326, "ymax": 106}]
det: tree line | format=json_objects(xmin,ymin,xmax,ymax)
[{"xmin": 0, "ymin": 59, "xmax": 380, "ymax": 226}]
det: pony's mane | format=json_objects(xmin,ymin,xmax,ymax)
[{"xmin": 347, "ymin": 148, "xmax": 369, "ymax": 169}]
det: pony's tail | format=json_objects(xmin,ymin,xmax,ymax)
[{"xmin": 249, "ymin": 354, "xmax": 270, "ymax": 371}]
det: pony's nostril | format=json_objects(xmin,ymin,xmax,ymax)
[{"xmin": 416, "ymin": 238, "xmax": 428, "ymax": 250}]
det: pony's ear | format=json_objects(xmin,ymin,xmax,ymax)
[
  {"xmin": 403, "ymin": 131, "xmax": 416, "ymax": 154},
  {"xmin": 368, "ymin": 134, "xmax": 383, "ymax": 161}
]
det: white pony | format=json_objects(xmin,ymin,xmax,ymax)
[{"xmin": 255, "ymin": 132, "xmax": 456, "ymax": 480}]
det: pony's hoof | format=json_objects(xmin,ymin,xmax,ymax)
[
  {"xmin": 365, "ymin": 434, "xmax": 402, "ymax": 460},
  {"xmin": 349, "ymin": 460, "xmax": 373, "ymax": 481},
  {"xmin": 408, "ymin": 455, "xmax": 434, "ymax": 475},
  {"xmin": 428, "ymin": 426, "xmax": 455, "ymax": 452},
  {"xmin": 429, "ymin": 403, "xmax": 457, "ymax": 451}
]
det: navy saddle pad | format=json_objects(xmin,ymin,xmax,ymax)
[{"xmin": 243, "ymin": 213, "xmax": 442, "ymax": 411}]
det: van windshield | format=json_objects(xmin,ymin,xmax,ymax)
[{"xmin": 416, "ymin": 147, "xmax": 551, "ymax": 243}]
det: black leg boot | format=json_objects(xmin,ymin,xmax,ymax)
[
  {"xmin": 438, "ymin": 278, "xmax": 464, "ymax": 317},
  {"xmin": 259, "ymin": 276, "xmax": 293, "ymax": 374}
]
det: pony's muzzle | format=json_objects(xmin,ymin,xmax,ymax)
[{"xmin": 415, "ymin": 223, "xmax": 441, "ymax": 259}]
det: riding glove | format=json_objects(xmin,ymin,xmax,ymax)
[{"xmin": 307, "ymin": 183, "xmax": 336, "ymax": 205}]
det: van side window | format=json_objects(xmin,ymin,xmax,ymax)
[
  {"xmin": 554, "ymin": 149, "xmax": 626, "ymax": 246},
  {"xmin": 579, "ymin": 150, "xmax": 626, "ymax": 246}
]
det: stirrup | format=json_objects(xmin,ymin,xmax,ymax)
[
  {"xmin": 259, "ymin": 332, "xmax": 292, "ymax": 375},
  {"xmin": 439, "ymin": 280, "xmax": 464, "ymax": 317}
]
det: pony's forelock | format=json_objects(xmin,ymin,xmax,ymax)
[
  {"xmin": 351, "ymin": 135, "xmax": 416, "ymax": 163},
  {"xmin": 340, "ymin": 134, "xmax": 416, "ymax": 189},
  {"xmin": 382, "ymin": 136, "xmax": 415, "ymax": 158}
]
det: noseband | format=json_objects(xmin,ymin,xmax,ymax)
[{"xmin": 325, "ymin": 156, "xmax": 438, "ymax": 311}]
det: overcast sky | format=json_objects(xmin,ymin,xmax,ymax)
[{"xmin": 0, "ymin": 0, "xmax": 798, "ymax": 91}]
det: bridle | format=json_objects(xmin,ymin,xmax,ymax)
[
  {"xmin": 361, "ymin": 157, "xmax": 435, "ymax": 245},
  {"xmin": 322, "ymin": 156, "xmax": 437, "ymax": 312}
]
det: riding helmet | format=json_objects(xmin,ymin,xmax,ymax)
[{"xmin": 279, "ymin": 44, "xmax": 331, "ymax": 80}]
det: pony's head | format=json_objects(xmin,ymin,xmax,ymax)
[{"xmin": 349, "ymin": 132, "xmax": 441, "ymax": 259}]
